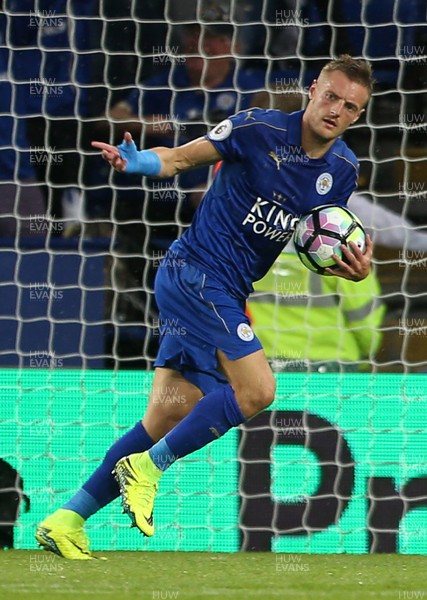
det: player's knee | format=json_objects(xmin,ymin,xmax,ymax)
[
  {"xmin": 141, "ymin": 396, "xmax": 191, "ymax": 441},
  {"xmin": 152, "ymin": 400, "xmax": 191, "ymax": 429},
  {"xmin": 162, "ymin": 405, "xmax": 189, "ymax": 429},
  {"xmin": 234, "ymin": 376, "xmax": 276, "ymax": 417}
]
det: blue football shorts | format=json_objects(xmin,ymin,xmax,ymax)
[{"xmin": 153, "ymin": 255, "xmax": 262, "ymax": 395}]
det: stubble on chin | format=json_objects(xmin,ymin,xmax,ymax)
[{"xmin": 311, "ymin": 120, "xmax": 338, "ymax": 144}]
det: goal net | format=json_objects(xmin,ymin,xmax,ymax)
[{"xmin": 0, "ymin": 0, "xmax": 426, "ymax": 553}]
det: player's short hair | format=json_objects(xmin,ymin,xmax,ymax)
[{"xmin": 321, "ymin": 54, "xmax": 375, "ymax": 97}]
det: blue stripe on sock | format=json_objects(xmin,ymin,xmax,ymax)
[
  {"xmin": 62, "ymin": 489, "xmax": 101, "ymax": 520},
  {"xmin": 148, "ymin": 438, "xmax": 176, "ymax": 471}
]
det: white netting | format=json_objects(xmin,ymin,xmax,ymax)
[
  {"xmin": 2, "ymin": 0, "xmax": 426, "ymax": 371},
  {"xmin": 0, "ymin": 0, "xmax": 426, "ymax": 554}
]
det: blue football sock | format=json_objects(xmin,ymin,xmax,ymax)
[
  {"xmin": 61, "ymin": 490, "xmax": 99, "ymax": 523},
  {"xmin": 62, "ymin": 422, "xmax": 154, "ymax": 520},
  {"xmin": 149, "ymin": 384, "xmax": 245, "ymax": 471},
  {"xmin": 148, "ymin": 438, "xmax": 175, "ymax": 471}
]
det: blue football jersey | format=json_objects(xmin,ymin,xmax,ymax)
[{"xmin": 171, "ymin": 108, "xmax": 359, "ymax": 299}]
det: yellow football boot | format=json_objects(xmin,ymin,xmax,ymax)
[
  {"xmin": 35, "ymin": 510, "xmax": 93, "ymax": 560},
  {"xmin": 113, "ymin": 452, "xmax": 162, "ymax": 537}
]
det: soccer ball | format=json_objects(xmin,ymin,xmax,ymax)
[{"xmin": 293, "ymin": 205, "xmax": 366, "ymax": 275}]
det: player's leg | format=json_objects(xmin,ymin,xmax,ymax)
[
  {"xmin": 142, "ymin": 367, "xmax": 204, "ymax": 440},
  {"xmin": 146, "ymin": 348, "xmax": 274, "ymax": 468},
  {"xmin": 114, "ymin": 348, "xmax": 275, "ymax": 536},
  {"xmin": 60, "ymin": 367, "xmax": 201, "ymax": 513},
  {"xmin": 113, "ymin": 257, "xmax": 275, "ymax": 536},
  {"xmin": 216, "ymin": 348, "xmax": 276, "ymax": 416},
  {"xmin": 36, "ymin": 367, "xmax": 202, "ymax": 558}
]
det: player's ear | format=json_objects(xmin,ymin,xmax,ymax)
[
  {"xmin": 352, "ymin": 108, "xmax": 365, "ymax": 124},
  {"xmin": 308, "ymin": 80, "xmax": 317, "ymax": 100}
]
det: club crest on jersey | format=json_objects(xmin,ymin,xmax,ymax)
[
  {"xmin": 237, "ymin": 323, "xmax": 254, "ymax": 342},
  {"xmin": 316, "ymin": 172, "xmax": 333, "ymax": 195},
  {"xmin": 209, "ymin": 119, "xmax": 233, "ymax": 141}
]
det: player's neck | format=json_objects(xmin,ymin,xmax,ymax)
[{"xmin": 300, "ymin": 127, "xmax": 336, "ymax": 159}]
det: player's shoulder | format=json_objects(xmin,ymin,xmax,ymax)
[
  {"xmin": 231, "ymin": 107, "xmax": 290, "ymax": 130},
  {"xmin": 330, "ymin": 138, "xmax": 359, "ymax": 173}
]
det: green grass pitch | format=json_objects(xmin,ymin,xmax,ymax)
[{"xmin": 1, "ymin": 551, "xmax": 426, "ymax": 599}]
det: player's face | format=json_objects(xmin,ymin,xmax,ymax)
[{"xmin": 305, "ymin": 71, "xmax": 369, "ymax": 141}]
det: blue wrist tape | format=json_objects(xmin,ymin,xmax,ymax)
[
  {"xmin": 135, "ymin": 150, "xmax": 162, "ymax": 176},
  {"xmin": 117, "ymin": 138, "xmax": 162, "ymax": 176}
]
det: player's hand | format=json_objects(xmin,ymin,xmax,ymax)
[
  {"xmin": 91, "ymin": 131, "xmax": 136, "ymax": 173},
  {"xmin": 326, "ymin": 234, "xmax": 373, "ymax": 281},
  {"xmin": 91, "ymin": 132, "xmax": 162, "ymax": 175}
]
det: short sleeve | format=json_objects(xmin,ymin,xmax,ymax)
[{"xmin": 205, "ymin": 108, "xmax": 269, "ymax": 162}]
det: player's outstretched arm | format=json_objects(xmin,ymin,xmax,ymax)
[
  {"xmin": 326, "ymin": 234, "xmax": 373, "ymax": 281},
  {"xmin": 91, "ymin": 131, "xmax": 222, "ymax": 178}
]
